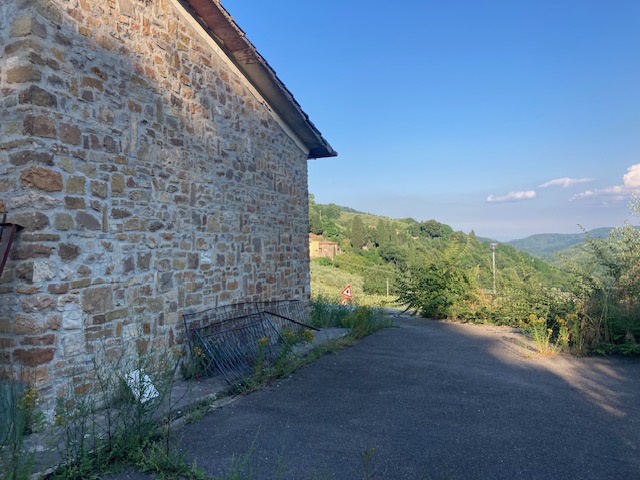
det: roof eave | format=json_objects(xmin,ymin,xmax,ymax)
[{"xmin": 181, "ymin": 0, "xmax": 337, "ymax": 159}]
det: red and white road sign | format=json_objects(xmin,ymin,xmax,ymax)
[{"xmin": 340, "ymin": 285, "xmax": 353, "ymax": 298}]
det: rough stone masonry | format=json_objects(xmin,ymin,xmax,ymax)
[{"xmin": 0, "ymin": 0, "xmax": 334, "ymax": 415}]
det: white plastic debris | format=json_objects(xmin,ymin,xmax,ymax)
[{"xmin": 124, "ymin": 369, "xmax": 159, "ymax": 403}]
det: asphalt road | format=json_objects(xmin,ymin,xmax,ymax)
[{"xmin": 113, "ymin": 316, "xmax": 640, "ymax": 479}]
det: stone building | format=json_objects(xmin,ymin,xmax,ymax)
[
  {"xmin": 309, "ymin": 234, "xmax": 340, "ymax": 260},
  {"xmin": 0, "ymin": 0, "xmax": 335, "ymax": 413}
]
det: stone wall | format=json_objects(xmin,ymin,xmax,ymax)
[{"xmin": 0, "ymin": 0, "xmax": 311, "ymax": 413}]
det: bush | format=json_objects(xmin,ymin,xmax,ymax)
[
  {"xmin": 341, "ymin": 307, "xmax": 392, "ymax": 339},
  {"xmin": 315, "ymin": 257, "xmax": 333, "ymax": 267},
  {"xmin": 396, "ymin": 262, "xmax": 472, "ymax": 319},
  {"xmin": 561, "ymin": 199, "xmax": 640, "ymax": 354},
  {"xmin": 310, "ymin": 296, "xmax": 352, "ymax": 328},
  {"xmin": 310, "ymin": 298, "xmax": 392, "ymax": 338}
]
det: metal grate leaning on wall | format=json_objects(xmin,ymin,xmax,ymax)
[{"xmin": 182, "ymin": 300, "xmax": 318, "ymax": 385}]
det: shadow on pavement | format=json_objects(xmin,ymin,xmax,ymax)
[{"xmin": 107, "ymin": 315, "xmax": 640, "ymax": 479}]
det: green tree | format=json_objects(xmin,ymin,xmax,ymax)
[
  {"xmin": 378, "ymin": 244, "xmax": 409, "ymax": 269},
  {"xmin": 397, "ymin": 261, "xmax": 472, "ymax": 319},
  {"xmin": 323, "ymin": 203, "xmax": 341, "ymax": 221},
  {"xmin": 363, "ymin": 270, "xmax": 389, "ymax": 295},
  {"xmin": 322, "ymin": 220, "xmax": 340, "ymax": 239},
  {"xmin": 397, "ymin": 240, "xmax": 475, "ymax": 318},
  {"xmin": 374, "ymin": 219, "xmax": 394, "ymax": 247},
  {"xmin": 419, "ymin": 220, "xmax": 453, "ymax": 239},
  {"xmin": 351, "ymin": 216, "xmax": 365, "ymax": 249},
  {"xmin": 308, "ymin": 194, "xmax": 323, "ymax": 234},
  {"xmin": 309, "ymin": 208, "xmax": 323, "ymax": 234}
]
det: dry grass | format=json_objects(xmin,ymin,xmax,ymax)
[{"xmin": 310, "ymin": 264, "xmax": 396, "ymax": 308}]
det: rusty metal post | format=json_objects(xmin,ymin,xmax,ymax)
[{"xmin": 0, "ymin": 215, "xmax": 23, "ymax": 278}]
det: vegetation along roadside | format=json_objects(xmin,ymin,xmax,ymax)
[
  {"xmin": 309, "ymin": 194, "xmax": 640, "ymax": 357},
  {"xmin": 0, "ymin": 299, "xmax": 392, "ymax": 480}
]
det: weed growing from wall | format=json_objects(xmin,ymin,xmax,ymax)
[
  {"xmin": 50, "ymin": 335, "xmax": 186, "ymax": 478},
  {"xmin": 0, "ymin": 378, "xmax": 36, "ymax": 480}
]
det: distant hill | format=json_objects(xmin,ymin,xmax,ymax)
[
  {"xmin": 476, "ymin": 236, "xmax": 498, "ymax": 244},
  {"xmin": 505, "ymin": 228, "xmax": 613, "ymax": 260},
  {"xmin": 337, "ymin": 205, "xmax": 367, "ymax": 214}
]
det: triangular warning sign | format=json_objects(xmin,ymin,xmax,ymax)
[{"xmin": 340, "ymin": 285, "xmax": 353, "ymax": 298}]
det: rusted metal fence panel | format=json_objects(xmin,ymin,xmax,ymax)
[{"xmin": 183, "ymin": 300, "xmax": 317, "ymax": 385}]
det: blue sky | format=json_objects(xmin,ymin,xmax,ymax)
[{"xmin": 226, "ymin": 1, "xmax": 640, "ymax": 240}]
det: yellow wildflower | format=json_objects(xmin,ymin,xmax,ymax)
[
  {"xmin": 302, "ymin": 329, "xmax": 315, "ymax": 343},
  {"xmin": 282, "ymin": 330, "xmax": 296, "ymax": 343},
  {"xmin": 193, "ymin": 346, "xmax": 206, "ymax": 358}
]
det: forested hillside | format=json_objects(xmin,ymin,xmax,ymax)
[
  {"xmin": 308, "ymin": 195, "xmax": 572, "ymax": 303},
  {"xmin": 309, "ymin": 195, "xmax": 640, "ymax": 355}
]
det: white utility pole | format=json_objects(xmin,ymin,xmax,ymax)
[{"xmin": 491, "ymin": 243, "xmax": 497, "ymax": 294}]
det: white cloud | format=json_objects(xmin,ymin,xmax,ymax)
[
  {"xmin": 539, "ymin": 177, "xmax": 594, "ymax": 188},
  {"xmin": 623, "ymin": 163, "xmax": 640, "ymax": 188},
  {"xmin": 486, "ymin": 190, "xmax": 536, "ymax": 203},
  {"xmin": 572, "ymin": 164, "xmax": 640, "ymax": 201}
]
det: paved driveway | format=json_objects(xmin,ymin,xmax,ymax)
[
  {"xmin": 172, "ymin": 316, "xmax": 640, "ymax": 479},
  {"xmin": 107, "ymin": 316, "xmax": 640, "ymax": 479}
]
